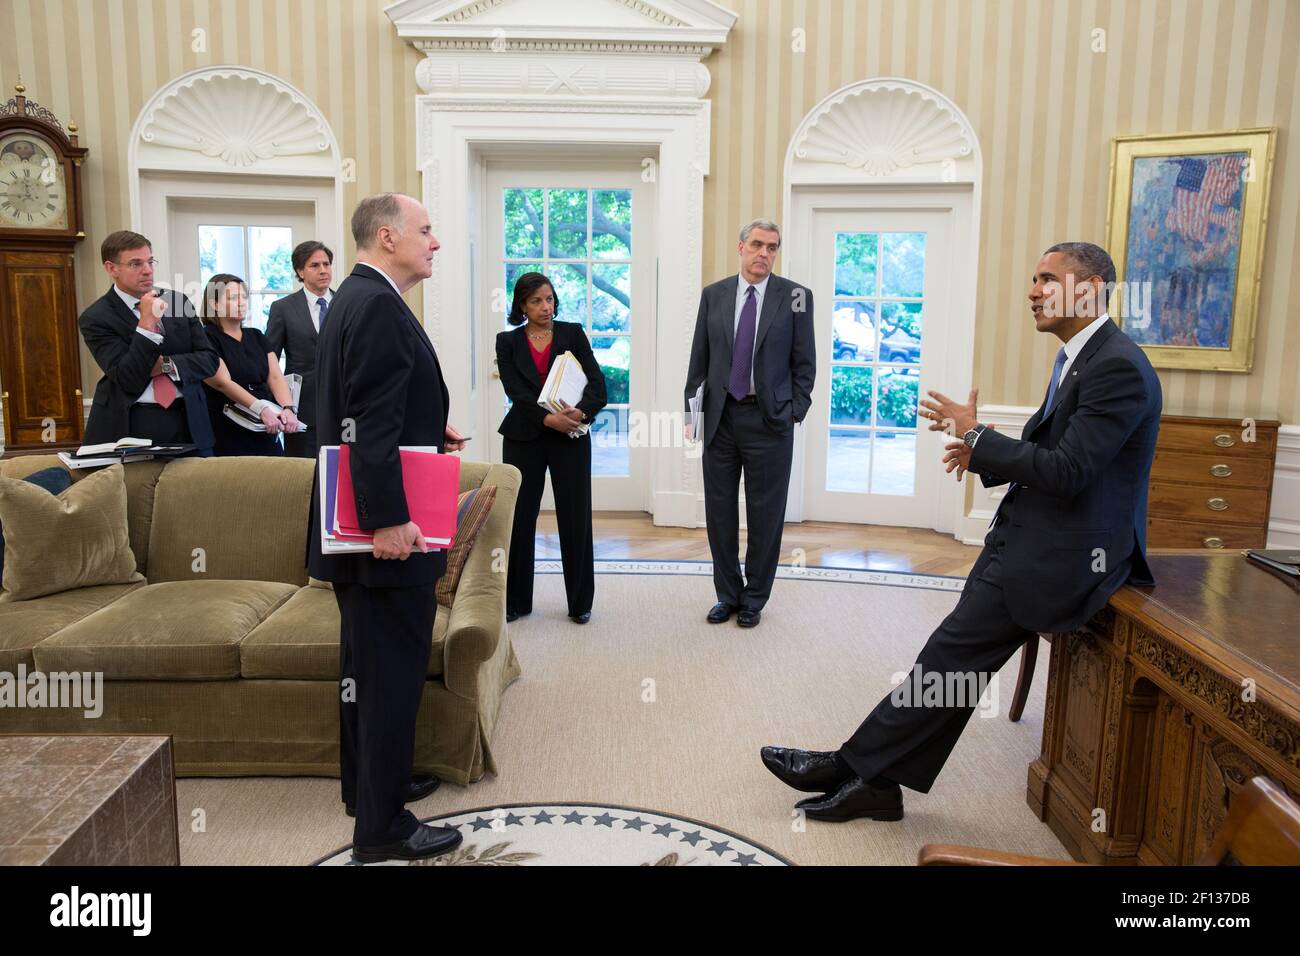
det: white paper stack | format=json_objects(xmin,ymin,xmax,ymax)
[
  {"xmin": 538, "ymin": 350, "xmax": 590, "ymax": 439},
  {"xmin": 688, "ymin": 382, "xmax": 704, "ymax": 440}
]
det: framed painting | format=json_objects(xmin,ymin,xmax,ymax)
[{"xmin": 1105, "ymin": 128, "xmax": 1275, "ymax": 372}]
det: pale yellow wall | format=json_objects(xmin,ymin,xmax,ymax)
[
  {"xmin": 704, "ymin": 0, "xmax": 1299, "ymax": 424},
  {"xmin": 2, "ymin": 0, "xmax": 1296, "ymax": 423}
]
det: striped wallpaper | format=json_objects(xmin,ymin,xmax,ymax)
[{"xmin": 0, "ymin": 0, "xmax": 1295, "ymax": 423}]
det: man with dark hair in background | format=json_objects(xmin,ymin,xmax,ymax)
[
  {"xmin": 266, "ymin": 239, "xmax": 334, "ymax": 458},
  {"xmin": 79, "ymin": 229, "xmax": 219, "ymax": 454}
]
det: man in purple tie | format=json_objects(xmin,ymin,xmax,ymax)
[{"xmin": 684, "ymin": 219, "xmax": 816, "ymax": 628}]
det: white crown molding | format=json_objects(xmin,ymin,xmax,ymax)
[
  {"xmin": 414, "ymin": 51, "xmax": 711, "ymax": 97},
  {"xmin": 386, "ymin": 0, "xmax": 737, "ymax": 48},
  {"xmin": 789, "ymin": 77, "xmax": 979, "ymax": 183},
  {"xmin": 133, "ymin": 67, "xmax": 338, "ymax": 175}
]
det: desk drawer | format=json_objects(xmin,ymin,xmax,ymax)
[
  {"xmin": 1149, "ymin": 450, "xmax": 1274, "ymax": 488},
  {"xmin": 1146, "ymin": 516, "xmax": 1265, "ymax": 550},
  {"xmin": 1157, "ymin": 420, "xmax": 1277, "ymax": 458},
  {"xmin": 1148, "ymin": 482, "xmax": 1270, "ymax": 525}
]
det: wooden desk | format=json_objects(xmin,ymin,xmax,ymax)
[{"xmin": 1028, "ymin": 553, "xmax": 1300, "ymax": 864}]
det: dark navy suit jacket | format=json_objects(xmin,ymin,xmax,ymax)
[
  {"xmin": 306, "ymin": 264, "xmax": 449, "ymax": 589},
  {"xmin": 970, "ymin": 319, "xmax": 1162, "ymax": 633}
]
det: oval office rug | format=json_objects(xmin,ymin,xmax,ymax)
[{"xmin": 313, "ymin": 803, "xmax": 792, "ymax": 866}]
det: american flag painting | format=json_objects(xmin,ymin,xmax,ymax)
[{"xmin": 1123, "ymin": 150, "xmax": 1248, "ymax": 350}]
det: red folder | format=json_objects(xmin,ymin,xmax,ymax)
[{"xmin": 335, "ymin": 444, "xmax": 460, "ymax": 548}]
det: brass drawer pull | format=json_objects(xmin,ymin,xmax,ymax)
[
  {"xmin": 1213, "ymin": 433, "xmax": 1235, "ymax": 448},
  {"xmin": 1206, "ymin": 497, "xmax": 1229, "ymax": 511},
  {"xmin": 1210, "ymin": 463, "xmax": 1232, "ymax": 478},
  {"xmin": 1203, "ymin": 537, "xmax": 1224, "ymax": 549}
]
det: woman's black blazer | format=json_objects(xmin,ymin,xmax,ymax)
[{"xmin": 496, "ymin": 320, "xmax": 608, "ymax": 441}]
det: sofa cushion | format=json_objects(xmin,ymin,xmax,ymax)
[
  {"xmin": 435, "ymin": 485, "xmax": 497, "ymax": 608},
  {"xmin": 240, "ymin": 585, "xmax": 447, "ymax": 680},
  {"xmin": 146, "ymin": 456, "xmax": 314, "ymax": 587},
  {"xmin": 0, "ymin": 464, "xmax": 143, "ymax": 602},
  {"xmin": 0, "ymin": 582, "xmax": 145, "ymax": 672},
  {"xmin": 34, "ymin": 580, "xmax": 298, "ymax": 680}
]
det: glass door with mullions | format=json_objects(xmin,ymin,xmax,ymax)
[
  {"xmin": 803, "ymin": 209, "xmax": 950, "ymax": 526},
  {"xmin": 484, "ymin": 165, "xmax": 652, "ymax": 511}
]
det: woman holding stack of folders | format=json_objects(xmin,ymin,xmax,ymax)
[{"xmin": 496, "ymin": 272, "xmax": 607, "ymax": 625}]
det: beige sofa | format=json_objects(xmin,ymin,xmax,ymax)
[{"xmin": 0, "ymin": 454, "xmax": 521, "ymax": 785}]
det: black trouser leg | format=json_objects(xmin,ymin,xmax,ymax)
[
  {"xmin": 503, "ymin": 436, "xmax": 547, "ymax": 616},
  {"xmin": 836, "ymin": 536, "xmax": 1033, "ymax": 793},
  {"xmin": 333, "ymin": 582, "xmax": 435, "ymax": 845},
  {"xmin": 702, "ymin": 402, "xmax": 744, "ymax": 607},
  {"xmin": 735, "ymin": 403, "xmax": 793, "ymax": 610},
  {"xmin": 548, "ymin": 433, "xmax": 595, "ymax": 616},
  {"xmin": 337, "ymin": 589, "xmax": 358, "ymax": 810},
  {"xmin": 128, "ymin": 402, "xmax": 191, "ymax": 445}
]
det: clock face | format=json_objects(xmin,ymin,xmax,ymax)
[{"xmin": 0, "ymin": 131, "xmax": 69, "ymax": 229}]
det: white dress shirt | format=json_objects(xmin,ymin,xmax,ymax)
[
  {"xmin": 115, "ymin": 285, "xmax": 179, "ymax": 405},
  {"xmin": 733, "ymin": 273, "xmax": 770, "ymax": 396},
  {"xmin": 303, "ymin": 286, "xmax": 333, "ymax": 333}
]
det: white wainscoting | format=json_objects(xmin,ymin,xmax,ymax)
[{"xmin": 957, "ymin": 406, "xmax": 1300, "ymax": 550}]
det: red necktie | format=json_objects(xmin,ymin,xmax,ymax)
[{"xmin": 136, "ymin": 301, "xmax": 178, "ymax": 408}]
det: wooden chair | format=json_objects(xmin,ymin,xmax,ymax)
[
  {"xmin": 916, "ymin": 776, "xmax": 1300, "ymax": 865},
  {"xmin": 1007, "ymin": 633, "xmax": 1050, "ymax": 722}
]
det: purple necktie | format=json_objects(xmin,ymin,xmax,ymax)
[{"xmin": 728, "ymin": 285, "xmax": 757, "ymax": 400}]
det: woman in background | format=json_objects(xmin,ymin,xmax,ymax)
[
  {"xmin": 200, "ymin": 274, "xmax": 301, "ymax": 456},
  {"xmin": 496, "ymin": 271, "xmax": 607, "ymax": 624}
]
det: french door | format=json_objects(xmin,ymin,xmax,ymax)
[
  {"xmin": 802, "ymin": 207, "xmax": 953, "ymax": 526},
  {"xmin": 483, "ymin": 162, "xmax": 653, "ymax": 511}
]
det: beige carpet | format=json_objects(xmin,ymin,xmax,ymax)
[{"xmin": 177, "ymin": 568, "xmax": 1071, "ymax": 865}]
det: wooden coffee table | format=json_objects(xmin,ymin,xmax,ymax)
[{"xmin": 0, "ymin": 735, "xmax": 179, "ymax": 865}]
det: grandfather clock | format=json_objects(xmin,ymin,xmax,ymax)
[{"xmin": 0, "ymin": 81, "xmax": 88, "ymax": 456}]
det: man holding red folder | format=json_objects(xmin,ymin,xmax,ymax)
[{"xmin": 307, "ymin": 193, "xmax": 468, "ymax": 864}]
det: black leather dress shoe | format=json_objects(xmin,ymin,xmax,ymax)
[
  {"xmin": 707, "ymin": 602, "xmax": 737, "ymax": 624},
  {"xmin": 506, "ymin": 610, "xmax": 520, "ymax": 623},
  {"xmin": 570, "ymin": 611, "xmax": 591, "ymax": 624},
  {"xmin": 345, "ymin": 775, "xmax": 441, "ymax": 817},
  {"xmin": 760, "ymin": 746, "xmax": 854, "ymax": 793},
  {"xmin": 737, "ymin": 608, "xmax": 761, "ymax": 628},
  {"xmin": 795, "ymin": 776, "xmax": 904, "ymax": 823},
  {"xmin": 351, "ymin": 823, "xmax": 463, "ymax": 864}
]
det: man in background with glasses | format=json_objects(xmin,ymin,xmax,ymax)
[{"xmin": 79, "ymin": 230, "xmax": 219, "ymax": 455}]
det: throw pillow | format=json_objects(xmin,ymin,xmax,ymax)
[
  {"xmin": 0, "ymin": 466, "xmax": 74, "ymax": 586},
  {"xmin": 435, "ymin": 484, "xmax": 497, "ymax": 608},
  {"xmin": 0, "ymin": 464, "xmax": 143, "ymax": 602}
]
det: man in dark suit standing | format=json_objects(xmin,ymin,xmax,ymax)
[
  {"xmin": 761, "ymin": 242, "xmax": 1162, "ymax": 822},
  {"xmin": 266, "ymin": 240, "xmax": 334, "ymax": 458},
  {"xmin": 307, "ymin": 193, "xmax": 468, "ymax": 864},
  {"xmin": 79, "ymin": 230, "xmax": 219, "ymax": 454},
  {"xmin": 685, "ymin": 219, "xmax": 815, "ymax": 628}
]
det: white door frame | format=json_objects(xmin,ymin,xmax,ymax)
[{"xmin": 782, "ymin": 77, "xmax": 983, "ymax": 538}]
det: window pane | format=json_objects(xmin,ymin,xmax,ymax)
[
  {"xmin": 249, "ymin": 226, "xmax": 294, "ymax": 292},
  {"xmin": 547, "ymin": 188, "xmax": 588, "ymax": 259},
  {"xmin": 198, "ymin": 225, "xmax": 243, "ymax": 285},
  {"xmin": 880, "ymin": 232, "xmax": 926, "ymax": 298},
  {"xmin": 549, "ymin": 264, "xmax": 588, "ymax": 321},
  {"xmin": 829, "ymin": 365, "xmax": 872, "ymax": 426},
  {"xmin": 878, "ymin": 301, "xmax": 923, "ymax": 363},
  {"xmin": 504, "ymin": 188, "xmax": 544, "ymax": 258},
  {"xmin": 834, "ymin": 232, "xmax": 878, "ymax": 296},
  {"xmin": 591, "ymin": 406, "xmax": 629, "ymax": 477},
  {"xmin": 591, "ymin": 263, "xmax": 630, "ymax": 332},
  {"xmin": 832, "ymin": 300, "xmax": 875, "ymax": 362},
  {"xmin": 591, "ymin": 335, "xmax": 630, "ymax": 404},
  {"xmin": 874, "ymin": 367, "xmax": 919, "ymax": 429},
  {"xmin": 827, "ymin": 428, "xmax": 870, "ymax": 493},
  {"xmin": 592, "ymin": 189, "xmax": 632, "ymax": 259},
  {"xmin": 248, "ymin": 293, "xmax": 284, "ymax": 333},
  {"xmin": 871, "ymin": 430, "xmax": 916, "ymax": 495}
]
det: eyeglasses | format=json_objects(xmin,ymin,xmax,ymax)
[{"xmin": 116, "ymin": 257, "xmax": 158, "ymax": 270}]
